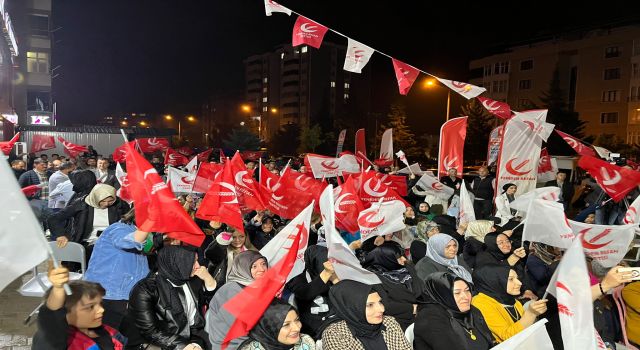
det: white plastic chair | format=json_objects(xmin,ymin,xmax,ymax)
[
  {"xmin": 405, "ymin": 323, "xmax": 415, "ymax": 348},
  {"xmin": 18, "ymin": 241, "xmax": 85, "ymax": 323}
]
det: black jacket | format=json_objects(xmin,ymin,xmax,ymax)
[
  {"xmin": 414, "ymin": 303, "xmax": 494, "ymax": 350},
  {"xmin": 18, "ymin": 169, "xmax": 46, "ymax": 199},
  {"xmin": 127, "ymin": 274, "xmax": 214, "ymax": 349},
  {"xmin": 544, "ymin": 180, "xmax": 575, "ymax": 208},
  {"xmin": 286, "ymin": 272, "xmax": 335, "ymax": 339},
  {"xmin": 94, "ymin": 169, "xmax": 120, "ymax": 189},
  {"xmin": 47, "ymin": 196, "xmax": 130, "ymax": 242}
]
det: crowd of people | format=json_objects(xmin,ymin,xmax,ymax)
[{"xmin": 7, "ymin": 145, "xmax": 640, "ymax": 350}]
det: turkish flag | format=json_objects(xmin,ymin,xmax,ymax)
[
  {"xmin": 477, "ymin": 97, "xmax": 512, "ymax": 120},
  {"xmin": 196, "ymin": 149, "xmax": 213, "ymax": 163},
  {"xmin": 230, "ymin": 152, "xmax": 265, "ymax": 213},
  {"xmin": 136, "ymin": 137, "xmax": 169, "ymax": 153},
  {"xmin": 125, "ymin": 145, "xmax": 205, "ymax": 246},
  {"xmin": 0, "ymin": 132, "xmax": 20, "ymax": 155},
  {"xmin": 164, "ymin": 148, "xmax": 189, "ymax": 167},
  {"xmin": 556, "ymin": 130, "xmax": 596, "ymax": 157},
  {"xmin": 356, "ymin": 171, "xmax": 408, "ymax": 208},
  {"xmin": 30, "ymin": 135, "xmax": 56, "ymax": 153},
  {"xmin": 438, "ymin": 117, "xmax": 467, "ymax": 176},
  {"xmin": 357, "ymin": 200, "xmax": 407, "ymax": 242},
  {"xmin": 196, "ymin": 161, "xmax": 244, "ymax": 233},
  {"xmin": 392, "ymin": 58, "xmax": 419, "ymax": 95},
  {"xmin": 58, "ymin": 137, "xmax": 88, "ymax": 158},
  {"xmin": 115, "ymin": 163, "xmax": 133, "ymax": 204},
  {"xmin": 334, "ymin": 176, "xmax": 365, "ymax": 233},
  {"xmin": 578, "ymin": 155, "xmax": 640, "ymax": 202},
  {"xmin": 192, "ymin": 162, "xmax": 223, "ymax": 193},
  {"xmin": 222, "ymin": 214, "xmax": 305, "ymax": 350},
  {"xmin": 292, "ymin": 16, "xmax": 328, "ymax": 49}
]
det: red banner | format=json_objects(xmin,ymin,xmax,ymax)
[
  {"xmin": 477, "ymin": 97, "xmax": 512, "ymax": 120},
  {"xmin": 555, "ymin": 130, "xmax": 596, "ymax": 157},
  {"xmin": 438, "ymin": 117, "xmax": 467, "ymax": 176},
  {"xmin": 58, "ymin": 137, "xmax": 88, "ymax": 158},
  {"xmin": 578, "ymin": 155, "xmax": 640, "ymax": 202},
  {"xmin": 30, "ymin": 135, "xmax": 56, "ymax": 153},
  {"xmin": 136, "ymin": 137, "xmax": 169, "ymax": 153},
  {"xmin": 292, "ymin": 16, "xmax": 328, "ymax": 49},
  {"xmin": 164, "ymin": 148, "xmax": 189, "ymax": 167},
  {"xmin": 392, "ymin": 59, "xmax": 419, "ymax": 95}
]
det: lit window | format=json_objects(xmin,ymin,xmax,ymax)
[
  {"xmin": 280, "ymin": 53, "xmax": 285, "ymax": 60},
  {"xmin": 27, "ymin": 51, "xmax": 49, "ymax": 73},
  {"xmin": 262, "ymin": 97, "xmax": 268, "ymax": 102},
  {"xmin": 344, "ymin": 93, "xmax": 349, "ymax": 100},
  {"xmin": 263, "ymin": 77, "xmax": 268, "ymax": 83},
  {"xmin": 301, "ymin": 46, "xmax": 308, "ymax": 53},
  {"xmin": 344, "ymin": 83, "xmax": 350, "ymax": 89},
  {"xmin": 294, "ymin": 48, "xmax": 300, "ymax": 54},
  {"xmin": 330, "ymin": 81, "xmax": 336, "ymax": 88},
  {"xmin": 263, "ymin": 106, "xmax": 268, "ymax": 112}
]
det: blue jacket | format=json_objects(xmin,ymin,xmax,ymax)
[{"xmin": 84, "ymin": 222, "xmax": 150, "ymax": 300}]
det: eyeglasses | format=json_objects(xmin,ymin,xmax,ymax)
[{"xmin": 496, "ymin": 240, "xmax": 511, "ymax": 246}]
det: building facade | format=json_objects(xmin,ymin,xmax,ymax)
[
  {"xmin": 0, "ymin": 0, "xmax": 19, "ymax": 140},
  {"xmin": 243, "ymin": 42, "xmax": 371, "ymax": 141},
  {"xmin": 469, "ymin": 24, "xmax": 640, "ymax": 143}
]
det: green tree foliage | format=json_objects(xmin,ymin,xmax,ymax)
[
  {"xmin": 268, "ymin": 123, "xmax": 301, "ymax": 156},
  {"xmin": 540, "ymin": 68, "xmax": 588, "ymax": 155},
  {"xmin": 377, "ymin": 103, "xmax": 421, "ymax": 158},
  {"xmin": 223, "ymin": 128, "xmax": 261, "ymax": 151},
  {"xmin": 298, "ymin": 123, "xmax": 324, "ymax": 153},
  {"xmin": 460, "ymin": 98, "xmax": 495, "ymax": 164},
  {"xmin": 594, "ymin": 133, "xmax": 635, "ymax": 156}
]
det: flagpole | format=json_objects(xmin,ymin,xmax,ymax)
[{"xmin": 45, "ymin": 246, "xmax": 72, "ymax": 296}]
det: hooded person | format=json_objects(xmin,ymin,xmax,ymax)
[
  {"xmin": 206, "ymin": 250, "xmax": 269, "ymax": 349},
  {"xmin": 321, "ymin": 280, "xmax": 412, "ymax": 350},
  {"xmin": 285, "ymin": 245, "xmax": 338, "ymax": 339},
  {"xmin": 363, "ymin": 242, "xmax": 426, "ymax": 330},
  {"xmin": 238, "ymin": 300, "xmax": 317, "ymax": 350},
  {"xmin": 414, "ymin": 272, "xmax": 494, "ymax": 350},
  {"xmin": 68, "ymin": 169, "xmax": 98, "ymax": 204},
  {"xmin": 471, "ymin": 265, "xmax": 548, "ymax": 343},
  {"xmin": 415, "ymin": 233, "xmax": 473, "ymax": 284},
  {"xmin": 126, "ymin": 245, "xmax": 217, "ymax": 349}
]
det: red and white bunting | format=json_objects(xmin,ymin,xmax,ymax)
[
  {"xmin": 438, "ymin": 117, "xmax": 467, "ymax": 176},
  {"xmin": 263, "ymin": 0, "xmax": 291, "ymax": 16},
  {"xmin": 292, "ymin": 16, "xmax": 328, "ymax": 49},
  {"xmin": 167, "ymin": 166, "xmax": 195, "ymax": 193},
  {"xmin": 392, "ymin": 59, "xmax": 419, "ymax": 95},
  {"xmin": 436, "ymin": 77, "xmax": 486, "ymax": 99},
  {"xmin": 344, "ymin": 38, "xmax": 374, "ymax": 74},
  {"xmin": 357, "ymin": 200, "xmax": 406, "ymax": 242},
  {"xmin": 555, "ymin": 130, "xmax": 596, "ymax": 157},
  {"xmin": 477, "ymin": 97, "xmax": 512, "ymax": 120}
]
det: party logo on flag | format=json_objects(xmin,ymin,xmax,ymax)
[
  {"xmin": 292, "ymin": 16, "xmax": 328, "ymax": 49},
  {"xmin": 344, "ymin": 38, "xmax": 374, "ymax": 73}
]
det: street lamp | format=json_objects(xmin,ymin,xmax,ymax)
[
  {"xmin": 423, "ymin": 78, "xmax": 451, "ymax": 121},
  {"xmin": 164, "ymin": 114, "xmax": 196, "ymax": 139}
]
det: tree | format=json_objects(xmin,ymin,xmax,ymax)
[
  {"xmin": 594, "ymin": 133, "xmax": 635, "ymax": 156},
  {"xmin": 268, "ymin": 123, "xmax": 301, "ymax": 156},
  {"xmin": 378, "ymin": 103, "xmax": 421, "ymax": 158},
  {"xmin": 298, "ymin": 123, "xmax": 324, "ymax": 153},
  {"xmin": 459, "ymin": 98, "xmax": 495, "ymax": 164},
  {"xmin": 223, "ymin": 128, "xmax": 261, "ymax": 151},
  {"xmin": 540, "ymin": 68, "xmax": 588, "ymax": 155}
]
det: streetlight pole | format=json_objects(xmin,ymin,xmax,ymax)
[{"xmin": 446, "ymin": 90, "xmax": 451, "ymax": 122}]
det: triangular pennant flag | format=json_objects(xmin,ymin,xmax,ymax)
[
  {"xmin": 344, "ymin": 38, "xmax": 375, "ymax": 73},
  {"xmin": 435, "ymin": 77, "xmax": 486, "ymax": 99},
  {"xmin": 292, "ymin": 16, "xmax": 328, "ymax": 49},
  {"xmin": 477, "ymin": 96, "xmax": 512, "ymax": 120},
  {"xmin": 263, "ymin": 0, "xmax": 291, "ymax": 16},
  {"xmin": 392, "ymin": 59, "xmax": 419, "ymax": 95}
]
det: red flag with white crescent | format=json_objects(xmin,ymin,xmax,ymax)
[
  {"xmin": 0, "ymin": 132, "xmax": 20, "ymax": 155},
  {"xmin": 537, "ymin": 148, "xmax": 558, "ymax": 183},
  {"xmin": 164, "ymin": 148, "xmax": 189, "ymax": 167},
  {"xmin": 136, "ymin": 137, "xmax": 169, "ymax": 153},
  {"xmin": 230, "ymin": 152, "xmax": 265, "ymax": 212},
  {"xmin": 196, "ymin": 149, "xmax": 213, "ymax": 162},
  {"xmin": 555, "ymin": 130, "xmax": 596, "ymax": 157},
  {"xmin": 58, "ymin": 137, "xmax": 89, "ymax": 158},
  {"xmin": 392, "ymin": 59, "xmax": 419, "ymax": 95},
  {"xmin": 292, "ymin": 16, "xmax": 328, "ymax": 49},
  {"xmin": 115, "ymin": 163, "xmax": 133, "ymax": 204},
  {"xmin": 196, "ymin": 160, "xmax": 244, "ymax": 233},
  {"xmin": 438, "ymin": 117, "xmax": 467, "ymax": 176},
  {"xmin": 477, "ymin": 97, "xmax": 512, "ymax": 120},
  {"xmin": 578, "ymin": 155, "xmax": 640, "ymax": 202},
  {"xmin": 357, "ymin": 171, "xmax": 408, "ymax": 208},
  {"xmin": 334, "ymin": 176, "xmax": 365, "ymax": 234},
  {"xmin": 192, "ymin": 162, "xmax": 223, "ymax": 193},
  {"xmin": 30, "ymin": 135, "xmax": 56, "ymax": 153}
]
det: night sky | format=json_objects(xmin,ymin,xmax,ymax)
[{"xmin": 52, "ymin": 1, "xmax": 640, "ymax": 132}]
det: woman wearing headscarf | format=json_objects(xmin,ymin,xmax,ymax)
[
  {"xmin": 409, "ymin": 221, "xmax": 440, "ymax": 263},
  {"xmin": 471, "ymin": 265, "xmax": 548, "ymax": 343},
  {"xmin": 363, "ymin": 242, "xmax": 426, "ymax": 330},
  {"xmin": 204, "ymin": 226, "xmax": 256, "ymax": 292},
  {"xmin": 526, "ymin": 242, "xmax": 561, "ymax": 298},
  {"xmin": 475, "ymin": 232, "xmax": 527, "ymax": 269},
  {"xmin": 67, "ymin": 169, "xmax": 98, "ymax": 204},
  {"xmin": 238, "ymin": 300, "xmax": 316, "ymax": 350},
  {"xmin": 494, "ymin": 183, "xmax": 522, "ymax": 229},
  {"xmin": 414, "ymin": 272, "xmax": 494, "ymax": 350},
  {"xmin": 48, "ymin": 183, "xmax": 130, "ymax": 262},
  {"xmin": 462, "ymin": 220, "xmax": 495, "ymax": 269},
  {"xmin": 321, "ymin": 280, "xmax": 412, "ymax": 350},
  {"xmin": 127, "ymin": 245, "xmax": 217, "ymax": 350},
  {"xmin": 415, "ymin": 202, "xmax": 435, "ymax": 221},
  {"xmin": 415, "ymin": 233, "xmax": 472, "ymax": 284},
  {"xmin": 285, "ymin": 245, "xmax": 338, "ymax": 339},
  {"xmin": 206, "ymin": 250, "xmax": 269, "ymax": 349}
]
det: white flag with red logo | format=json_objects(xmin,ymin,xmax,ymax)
[
  {"xmin": 395, "ymin": 150, "xmax": 410, "ymax": 168},
  {"xmin": 435, "ymin": 77, "xmax": 486, "ymax": 99},
  {"xmin": 320, "ymin": 186, "xmax": 381, "ymax": 284},
  {"xmin": 495, "ymin": 110, "xmax": 549, "ymax": 196},
  {"xmin": 306, "ymin": 154, "xmax": 342, "ymax": 178},
  {"xmin": 490, "ymin": 319, "xmax": 554, "ymax": 350},
  {"xmin": 344, "ymin": 38, "xmax": 375, "ymax": 74},
  {"xmin": 546, "ymin": 236, "xmax": 607, "ymax": 350},
  {"xmin": 593, "ymin": 146, "xmax": 612, "ymax": 160},
  {"xmin": 164, "ymin": 148, "xmax": 189, "ymax": 167},
  {"xmin": 512, "ymin": 110, "xmax": 555, "ymax": 142},
  {"xmin": 263, "ymin": 0, "xmax": 291, "ymax": 16},
  {"xmin": 459, "ymin": 180, "xmax": 476, "ymax": 224},
  {"xmin": 438, "ymin": 117, "xmax": 467, "ymax": 176},
  {"xmin": 230, "ymin": 152, "xmax": 265, "ymax": 212},
  {"xmin": 415, "ymin": 173, "xmax": 455, "ymax": 201},
  {"xmin": 522, "ymin": 199, "xmax": 574, "ymax": 248},
  {"xmin": 568, "ymin": 220, "xmax": 636, "ymax": 267},
  {"xmin": 487, "ymin": 125, "xmax": 503, "ymax": 167},
  {"xmin": 58, "ymin": 137, "xmax": 88, "ymax": 158},
  {"xmin": 555, "ymin": 130, "xmax": 596, "ymax": 157},
  {"xmin": 578, "ymin": 155, "xmax": 640, "ymax": 202},
  {"xmin": 510, "ymin": 187, "xmax": 562, "ymax": 212},
  {"xmin": 259, "ymin": 202, "xmax": 313, "ymax": 282},
  {"xmin": 185, "ymin": 155, "xmax": 198, "ymax": 175},
  {"xmin": 167, "ymin": 166, "xmax": 195, "ymax": 193},
  {"xmin": 376, "ymin": 128, "xmax": 394, "ymax": 167},
  {"xmin": 358, "ymin": 200, "xmax": 406, "ymax": 242},
  {"xmin": 392, "ymin": 58, "xmax": 419, "ymax": 95},
  {"xmin": 537, "ymin": 148, "xmax": 558, "ymax": 183},
  {"xmin": 196, "ymin": 161, "xmax": 244, "ymax": 233},
  {"xmin": 477, "ymin": 97, "xmax": 512, "ymax": 120},
  {"xmin": 334, "ymin": 176, "xmax": 365, "ymax": 234},
  {"xmin": 30, "ymin": 134, "xmax": 56, "ymax": 153},
  {"xmin": 292, "ymin": 16, "xmax": 328, "ymax": 49},
  {"xmin": 136, "ymin": 137, "xmax": 169, "ymax": 153},
  {"xmin": 115, "ymin": 162, "xmax": 133, "ymax": 204},
  {"xmin": 623, "ymin": 195, "xmax": 640, "ymax": 224},
  {"xmin": 397, "ymin": 163, "xmax": 427, "ymax": 176}
]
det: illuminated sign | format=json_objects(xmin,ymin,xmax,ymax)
[
  {"xmin": 0, "ymin": 0, "xmax": 18, "ymax": 56},
  {"xmin": 30, "ymin": 115, "xmax": 51, "ymax": 125}
]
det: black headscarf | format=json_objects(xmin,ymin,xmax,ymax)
[
  {"xmin": 249, "ymin": 299, "xmax": 297, "ymax": 350},
  {"xmin": 156, "ymin": 246, "xmax": 197, "ymax": 327},
  {"xmin": 68, "ymin": 170, "xmax": 98, "ymax": 203},
  {"xmin": 363, "ymin": 242, "xmax": 412, "ymax": 289},
  {"xmin": 329, "ymin": 280, "xmax": 389, "ymax": 350},
  {"xmin": 472, "ymin": 264, "xmax": 516, "ymax": 305},
  {"xmin": 483, "ymin": 232, "xmax": 511, "ymax": 262},
  {"xmin": 304, "ymin": 245, "xmax": 328, "ymax": 281}
]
